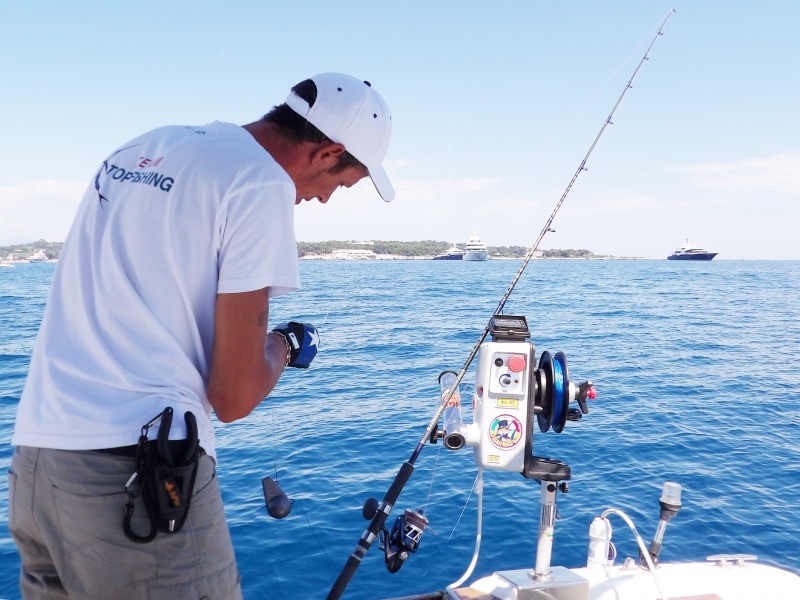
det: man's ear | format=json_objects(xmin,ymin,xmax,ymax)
[{"xmin": 310, "ymin": 141, "xmax": 346, "ymax": 169}]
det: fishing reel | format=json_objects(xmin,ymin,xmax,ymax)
[
  {"xmin": 362, "ymin": 499, "xmax": 430, "ymax": 573},
  {"xmin": 433, "ymin": 314, "xmax": 596, "ymax": 479}
]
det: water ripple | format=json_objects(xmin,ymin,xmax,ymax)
[{"xmin": 1, "ymin": 260, "xmax": 799, "ymax": 599}]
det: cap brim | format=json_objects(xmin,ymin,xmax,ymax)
[{"xmin": 368, "ymin": 164, "xmax": 395, "ymax": 202}]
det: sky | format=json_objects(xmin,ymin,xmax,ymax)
[{"xmin": 1, "ymin": 1, "xmax": 798, "ymax": 260}]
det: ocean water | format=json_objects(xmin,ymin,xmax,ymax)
[{"xmin": 1, "ymin": 259, "xmax": 799, "ymax": 599}]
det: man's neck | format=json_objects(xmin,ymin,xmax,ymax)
[{"xmin": 241, "ymin": 121, "xmax": 312, "ymax": 181}]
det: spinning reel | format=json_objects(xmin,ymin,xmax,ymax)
[{"xmin": 361, "ymin": 500, "xmax": 430, "ymax": 573}]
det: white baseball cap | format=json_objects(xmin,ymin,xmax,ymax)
[{"xmin": 285, "ymin": 73, "xmax": 394, "ymax": 202}]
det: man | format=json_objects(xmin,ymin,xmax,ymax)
[{"xmin": 8, "ymin": 73, "xmax": 393, "ymax": 599}]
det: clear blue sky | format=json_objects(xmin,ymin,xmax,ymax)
[{"xmin": 1, "ymin": 1, "xmax": 798, "ymax": 259}]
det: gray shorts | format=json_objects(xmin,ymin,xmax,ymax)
[{"xmin": 8, "ymin": 446, "xmax": 242, "ymax": 600}]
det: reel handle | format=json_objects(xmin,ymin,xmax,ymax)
[{"xmin": 576, "ymin": 380, "xmax": 596, "ymax": 415}]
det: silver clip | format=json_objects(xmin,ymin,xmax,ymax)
[{"xmin": 125, "ymin": 472, "xmax": 138, "ymax": 490}]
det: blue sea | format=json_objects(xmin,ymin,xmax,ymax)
[{"xmin": 1, "ymin": 259, "xmax": 799, "ymax": 599}]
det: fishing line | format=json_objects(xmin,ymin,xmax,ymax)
[
  {"xmin": 295, "ymin": 499, "xmax": 341, "ymax": 570},
  {"xmin": 552, "ymin": 357, "xmax": 566, "ymax": 428},
  {"xmin": 423, "ymin": 445, "xmax": 442, "ymax": 514},
  {"xmin": 447, "ymin": 472, "xmax": 480, "ymax": 541},
  {"xmin": 505, "ymin": 296, "xmax": 518, "ymax": 315},
  {"xmin": 446, "ymin": 468, "xmax": 484, "ymax": 591},
  {"xmin": 316, "ymin": 299, "xmax": 349, "ymax": 335},
  {"xmin": 419, "ymin": 377, "xmax": 478, "ymax": 537},
  {"xmin": 318, "ymin": 306, "xmax": 336, "ymax": 330},
  {"xmin": 501, "ymin": 13, "xmax": 669, "ymax": 190},
  {"xmin": 326, "ymin": 10, "xmax": 675, "ymax": 598},
  {"xmin": 271, "ymin": 408, "xmax": 279, "ymax": 481}
]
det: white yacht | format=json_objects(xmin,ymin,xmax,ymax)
[
  {"xmin": 28, "ymin": 250, "xmax": 49, "ymax": 262},
  {"xmin": 667, "ymin": 239, "xmax": 718, "ymax": 261},
  {"xmin": 462, "ymin": 232, "xmax": 489, "ymax": 261},
  {"xmin": 433, "ymin": 244, "xmax": 465, "ymax": 261}
]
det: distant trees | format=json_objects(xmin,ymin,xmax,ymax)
[
  {"xmin": 1, "ymin": 239, "xmax": 598, "ymax": 261},
  {"xmin": 297, "ymin": 240, "xmax": 452, "ymax": 257},
  {"xmin": 296, "ymin": 241, "xmax": 598, "ymax": 258},
  {"xmin": 541, "ymin": 249, "xmax": 595, "ymax": 258},
  {"xmin": 0, "ymin": 239, "xmax": 63, "ymax": 260}
]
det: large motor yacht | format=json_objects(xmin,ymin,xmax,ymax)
[
  {"xmin": 667, "ymin": 239, "xmax": 718, "ymax": 261},
  {"xmin": 463, "ymin": 232, "xmax": 489, "ymax": 261}
]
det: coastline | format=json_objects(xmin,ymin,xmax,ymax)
[{"xmin": 298, "ymin": 254, "xmax": 650, "ymax": 261}]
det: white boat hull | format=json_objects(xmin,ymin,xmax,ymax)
[
  {"xmin": 463, "ymin": 251, "xmax": 489, "ymax": 261},
  {"xmin": 463, "ymin": 232, "xmax": 490, "ymax": 261},
  {"xmin": 457, "ymin": 560, "xmax": 800, "ymax": 600}
]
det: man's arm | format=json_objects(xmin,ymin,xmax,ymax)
[{"xmin": 207, "ymin": 288, "xmax": 287, "ymax": 423}]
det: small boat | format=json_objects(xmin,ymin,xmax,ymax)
[
  {"xmin": 462, "ymin": 232, "xmax": 489, "ymax": 261},
  {"xmin": 28, "ymin": 249, "xmax": 49, "ymax": 263},
  {"xmin": 667, "ymin": 239, "xmax": 718, "ymax": 261},
  {"xmin": 433, "ymin": 244, "xmax": 465, "ymax": 261},
  {"xmin": 0, "ymin": 253, "xmax": 13, "ymax": 268}
]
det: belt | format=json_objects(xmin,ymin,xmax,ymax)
[
  {"xmin": 93, "ymin": 445, "xmax": 139, "ymax": 457},
  {"xmin": 94, "ymin": 441, "xmax": 205, "ymax": 457}
]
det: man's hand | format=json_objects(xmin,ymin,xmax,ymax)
[{"xmin": 271, "ymin": 322, "xmax": 319, "ymax": 368}]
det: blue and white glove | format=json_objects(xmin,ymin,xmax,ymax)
[{"xmin": 271, "ymin": 322, "xmax": 319, "ymax": 369}]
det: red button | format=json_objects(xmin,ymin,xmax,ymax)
[{"xmin": 508, "ymin": 355, "xmax": 526, "ymax": 373}]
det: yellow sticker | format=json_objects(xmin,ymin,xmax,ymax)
[
  {"xmin": 496, "ymin": 398, "xmax": 519, "ymax": 408},
  {"xmin": 487, "ymin": 455, "xmax": 500, "ymax": 463}
]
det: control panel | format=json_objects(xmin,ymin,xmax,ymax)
[{"xmin": 471, "ymin": 340, "xmax": 534, "ymax": 472}]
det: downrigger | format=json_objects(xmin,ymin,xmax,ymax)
[{"xmin": 365, "ymin": 314, "xmax": 596, "ymax": 574}]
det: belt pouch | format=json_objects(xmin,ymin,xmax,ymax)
[
  {"xmin": 143, "ymin": 407, "xmax": 200, "ymax": 534},
  {"xmin": 124, "ymin": 407, "xmax": 200, "ymax": 542}
]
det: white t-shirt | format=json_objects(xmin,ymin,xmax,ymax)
[{"xmin": 12, "ymin": 122, "xmax": 300, "ymax": 460}]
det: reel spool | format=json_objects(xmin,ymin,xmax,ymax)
[{"xmin": 535, "ymin": 351, "xmax": 570, "ymax": 434}]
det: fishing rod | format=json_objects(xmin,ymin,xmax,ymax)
[{"xmin": 326, "ymin": 9, "xmax": 675, "ymax": 599}]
